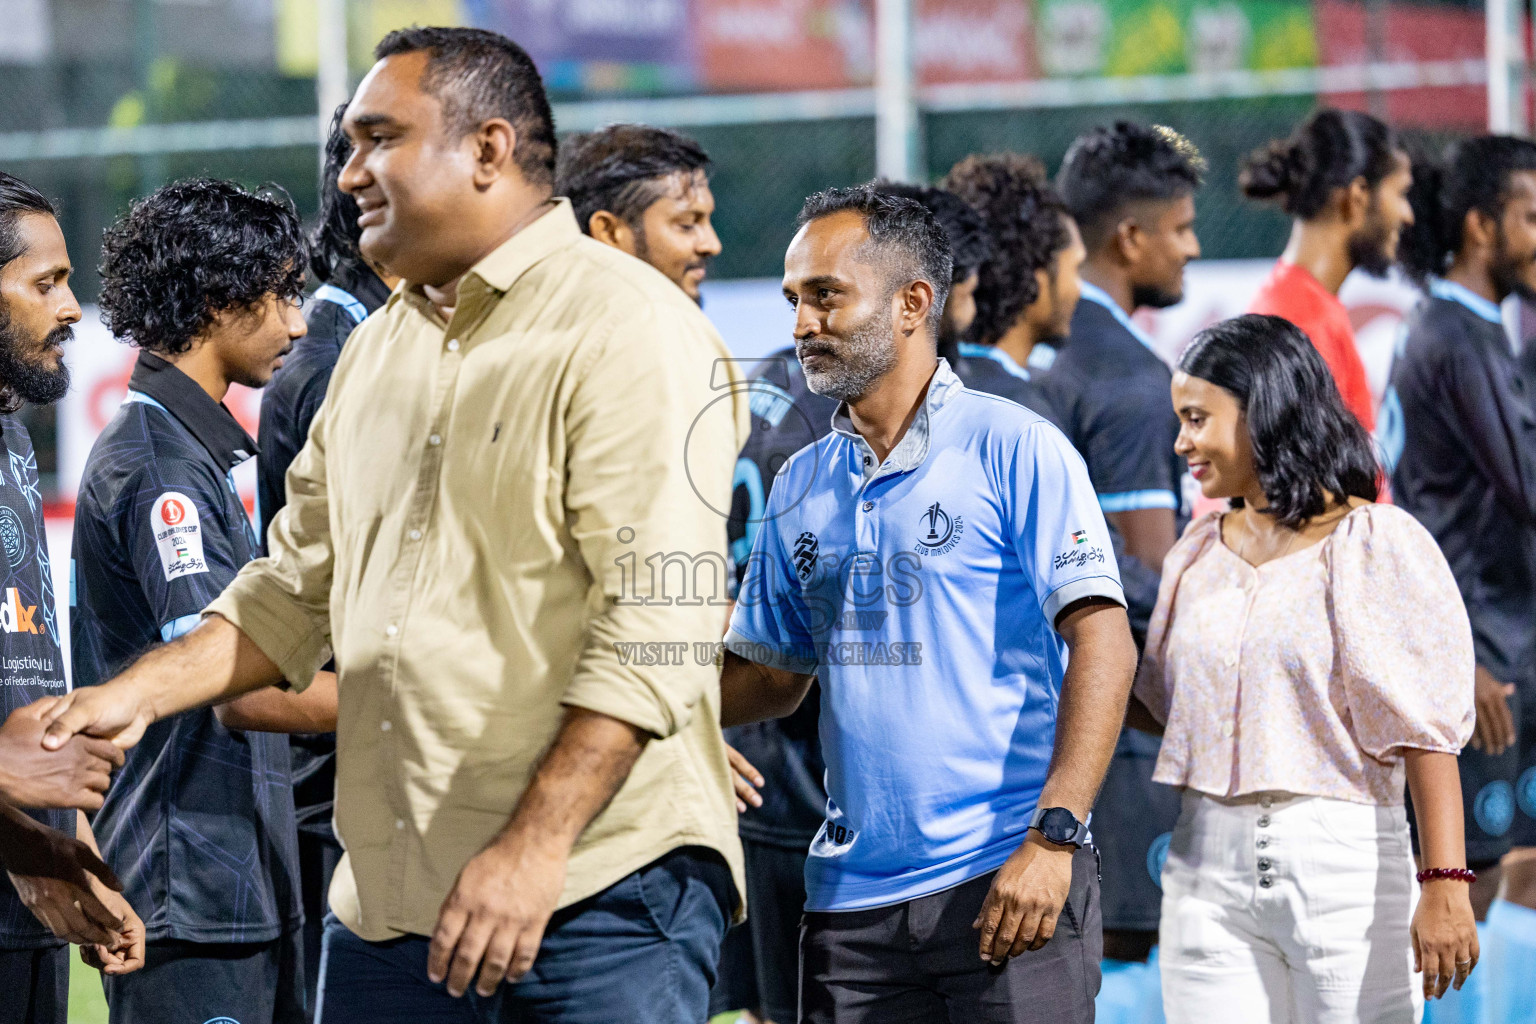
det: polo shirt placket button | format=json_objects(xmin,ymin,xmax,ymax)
[{"xmin": 862, "ymin": 501, "xmax": 874, "ymax": 512}]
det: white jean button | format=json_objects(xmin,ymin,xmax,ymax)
[{"xmin": 380, "ymin": 720, "xmax": 392, "ymax": 732}]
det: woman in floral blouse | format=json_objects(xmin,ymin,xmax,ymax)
[{"xmin": 1132, "ymin": 314, "xmax": 1477, "ymax": 1022}]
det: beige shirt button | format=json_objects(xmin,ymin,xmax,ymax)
[
  {"xmin": 380, "ymin": 720, "xmax": 392, "ymax": 732},
  {"xmin": 408, "ymin": 529, "xmax": 422, "ymax": 541},
  {"xmin": 395, "ymin": 819, "xmax": 406, "ymax": 830},
  {"xmin": 385, "ymin": 624, "xmax": 399, "ymax": 637},
  {"xmin": 428, "ymin": 434, "xmax": 442, "ymax": 447},
  {"xmin": 447, "ymin": 339, "xmax": 460, "ymax": 352},
  {"xmin": 1222, "ymin": 722, "xmax": 1234, "ymax": 738}
]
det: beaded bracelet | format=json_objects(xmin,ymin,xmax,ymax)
[{"xmin": 1416, "ymin": 867, "xmax": 1477, "ymax": 884}]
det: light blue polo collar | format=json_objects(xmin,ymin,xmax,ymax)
[
  {"xmin": 1429, "ymin": 278, "xmax": 1504, "ymax": 325},
  {"xmin": 1077, "ymin": 280, "xmax": 1157, "ymax": 352},
  {"xmin": 957, "ymin": 342, "xmax": 1030, "ymax": 381},
  {"xmin": 829, "ymin": 358, "xmax": 964, "ymax": 484}
]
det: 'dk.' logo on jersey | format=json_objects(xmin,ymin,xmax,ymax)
[
  {"xmin": 0, "ymin": 587, "xmax": 41, "ymax": 635},
  {"xmin": 914, "ymin": 501, "xmax": 964, "ymax": 555}
]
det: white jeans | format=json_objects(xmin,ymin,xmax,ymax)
[{"xmin": 1160, "ymin": 790, "xmax": 1423, "ymax": 1024}]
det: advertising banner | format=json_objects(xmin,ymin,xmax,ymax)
[
  {"xmin": 1034, "ymin": 0, "xmax": 1316, "ymax": 79},
  {"xmin": 1315, "ymin": 0, "xmax": 1486, "ymax": 130},
  {"xmin": 471, "ymin": 0, "xmax": 697, "ymax": 93}
]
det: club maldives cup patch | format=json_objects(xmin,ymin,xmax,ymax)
[{"xmin": 152, "ymin": 492, "xmax": 208, "ymax": 581}]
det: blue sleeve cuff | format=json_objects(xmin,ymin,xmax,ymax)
[
  {"xmin": 1098, "ymin": 489, "xmax": 1179, "ymax": 513},
  {"xmin": 160, "ymin": 613, "xmax": 202, "ymax": 642}
]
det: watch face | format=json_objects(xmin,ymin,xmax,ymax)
[{"xmin": 1039, "ymin": 807, "xmax": 1079, "ymax": 843}]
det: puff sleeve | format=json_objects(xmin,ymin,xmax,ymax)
[{"xmin": 1328, "ymin": 504, "xmax": 1475, "ymax": 760}]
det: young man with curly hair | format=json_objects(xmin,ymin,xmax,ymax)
[
  {"xmin": 72, "ymin": 177, "xmax": 335, "ymax": 1024},
  {"xmin": 940, "ymin": 152, "xmax": 1086, "ymax": 425}
]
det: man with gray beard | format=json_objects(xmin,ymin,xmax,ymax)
[{"xmin": 720, "ymin": 185, "xmax": 1137, "ymax": 1022}]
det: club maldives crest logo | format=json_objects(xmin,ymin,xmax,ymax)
[{"xmin": 915, "ymin": 501, "xmax": 964, "ymax": 555}]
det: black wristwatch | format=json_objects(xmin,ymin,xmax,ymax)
[{"xmin": 1027, "ymin": 807, "xmax": 1089, "ymax": 847}]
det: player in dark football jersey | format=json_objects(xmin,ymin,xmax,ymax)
[
  {"xmin": 77, "ymin": 179, "xmax": 335, "ymax": 1024},
  {"xmin": 1392, "ymin": 135, "xmax": 1536, "ymax": 1024},
  {"xmin": 1047, "ymin": 122, "xmax": 1205, "ymax": 1020},
  {"xmin": 0, "ymin": 172, "xmax": 145, "ymax": 1024}
]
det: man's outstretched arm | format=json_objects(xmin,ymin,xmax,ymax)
[{"xmin": 42, "ymin": 614, "xmax": 284, "ymax": 751}]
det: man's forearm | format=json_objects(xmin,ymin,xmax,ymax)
[
  {"xmin": 129, "ymin": 615, "xmax": 284, "ymax": 717},
  {"xmin": 1037, "ymin": 599, "xmax": 1137, "ymax": 819},
  {"xmin": 493, "ymin": 707, "xmax": 648, "ymax": 855},
  {"xmin": 42, "ymin": 614, "xmax": 285, "ymax": 751},
  {"xmin": 215, "ymin": 671, "xmax": 338, "ymax": 733},
  {"xmin": 720, "ymin": 651, "xmax": 813, "ymax": 727}
]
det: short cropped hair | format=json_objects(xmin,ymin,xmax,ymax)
[
  {"xmin": 375, "ymin": 26, "xmax": 557, "ymax": 187},
  {"xmin": 1057, "ymin": 122, "xmax": 1205, "ymax": 250},
  {"xmin": 0, "ymin": 173, "xmax": 57, "ymax": 276},
  {"xmin": 99, "ymin": 178, "xmax": 307, "ymax": 356},
  {"xmin": 797, "ymin": 184, "xmax": 954, "ymax": 330},
  {"xmin": 942, "ymin": 153, "xmax": 1072, "ymax": 346},
  {"xmin": 557, "ymin": 124, "xmax": 711, "ymax": 234}
]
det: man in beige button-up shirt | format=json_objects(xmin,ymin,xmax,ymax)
[{"xmin": 44, "ymin": 26, "xmax": 748, "ymax": 1021}]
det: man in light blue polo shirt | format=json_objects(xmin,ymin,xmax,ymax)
[{"xmin": 721, "ymin": 185, "xmax": 1138, "ymax": 1023}]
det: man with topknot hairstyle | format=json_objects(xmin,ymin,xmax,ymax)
[{"xmin": 1241, "ymin": 108, "xmax": 1414, "ymax": 432}]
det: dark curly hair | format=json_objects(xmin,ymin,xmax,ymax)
[
  {"xmin": 99, "ymin": 178, "xmax": 307, "ymax": 356},
  {"xmin": 1057, "ymin": 122, "xmax": 1205, "ymax": 250},
  {"xmin": 1240, "ymin": 109, "xmax": 1399, "ymax": 220},
  {"xmin": 870, "ymin": 180, "xmax": 990, "ymax": 283},
  {"xmin": 1399, "ymin": 134, "xmax": 1536, "ymax": 287},
  {"xmin": 942, "ymin": 153, "xmax": 1071, "ymax": 346},
  {"xmin": 310, "ymin": 102, "xmax": 366, "ymax": 284},
  {"xmin": 557, "ymin": 123, "xmax": 711, "ymax": 236},
  {"xmin": 376, "ymin": 26, "xmax": 557, "ymax": 187},
  {"xmin": 798, "ymin": 184, "xmax": 954, "ymax": 332},
  {"xmin": 1178, "ymin": 314, "xmax": 1378, "ymax": 527}
]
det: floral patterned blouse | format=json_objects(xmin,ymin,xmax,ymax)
[{"xmin": 1134, "ymin": 504, "xmax": 1475, "ymax": 805}]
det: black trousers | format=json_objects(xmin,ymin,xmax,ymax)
[
  {"xmin": 0, "ymin": 944, "xmax": 67, "ymax": 1024},
  {"xmin": 800, "ymin": 845, "xmax": 1102, "ymax": 1023}
]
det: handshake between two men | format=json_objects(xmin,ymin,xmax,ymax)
[{"xmin": 0, "ymin": 697, "xmax": 144, "ymax": 975}]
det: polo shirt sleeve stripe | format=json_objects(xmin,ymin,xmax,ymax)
[{"xmin": 1097, "ymin": 489, "xmax": 1180, "ymax": 513}]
